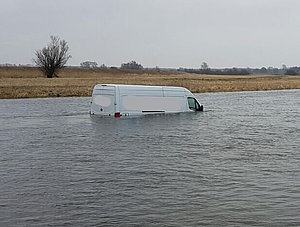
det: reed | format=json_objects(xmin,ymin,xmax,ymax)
[{"xmin": 1, "ymin": 67, "xmax": 300, "ymax": 99}]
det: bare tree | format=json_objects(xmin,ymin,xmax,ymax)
[
  {"xmin": 121, "ymin": 61, "xmax": 143, "ymax": 70},
  {"xmin": 201, "ymin": 62, "xmax": 209, "ymax": 70},
  {"xmin": 80, "ymin": 61, "xmax": 98, "ymax": 68},
  {"xmin": 34, "ymin": 36, "xmax": 71, "ymax": 78}
]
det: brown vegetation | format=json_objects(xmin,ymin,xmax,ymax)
[{"xmin": 1, "ymin": 67, "xmax": 300, "ymax": 99}]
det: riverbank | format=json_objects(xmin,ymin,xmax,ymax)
[{"xmin": 1, "ymin": 67, "xmax": 300, "ymax": 99}]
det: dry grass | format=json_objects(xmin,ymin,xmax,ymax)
[{"xmin": 1, "ymin": 67, "xmax": 300, "ymax": 99}]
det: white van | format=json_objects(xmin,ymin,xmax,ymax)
[{"xmin": 90, "ymin": 84, "xmax": 203, "ymax": 117}]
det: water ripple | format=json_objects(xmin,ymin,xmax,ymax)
[{"xmin": 0, "ymin": 90, "xmax": 300, "ymax": 226}]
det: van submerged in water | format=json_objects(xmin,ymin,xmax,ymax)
[{"xmin": 90, "ymin": 84, "xmax": 203, "ymax": 117}]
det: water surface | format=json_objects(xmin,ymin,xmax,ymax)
[{"xmin": 0, "ymin": 90, "xmax": 300, "ymax": 226}]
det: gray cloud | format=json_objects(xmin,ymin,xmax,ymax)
[{"xmin": 1, "ymin": 0, "xmax": 300, "ymax": 68}]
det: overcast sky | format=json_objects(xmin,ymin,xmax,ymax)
[{"xmin": 1, "ymin": 0, "xmax": 300, "ymax": 68}]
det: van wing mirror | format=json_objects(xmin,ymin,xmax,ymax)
[
  {"xmin": 196, "ymin": 100, "xmax": 203, "ymax": 111},
  {"xmin": 198, "ymin": 104, "xmax": 203, "ymax": 111}
]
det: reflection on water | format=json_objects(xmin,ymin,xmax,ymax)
[{"xmin": 0, "ymin": 90, "xmax": 300, "ymax": 226}]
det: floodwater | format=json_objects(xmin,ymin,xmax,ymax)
[{"xmin": 0, "ymin": 90, "xmax": 299, "ymax": 226}]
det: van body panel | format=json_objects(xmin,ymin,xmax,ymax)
[
  {"xmin": 90, "ymin": 84, "xmax": 203, "ymax": 116},
  {"xmin": 121, "ymin": 96, "xmax": 184, "ymax": 112}
]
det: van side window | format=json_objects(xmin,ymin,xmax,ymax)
[
  {"xmin": 188, "ymin": 97, "xmax": 196, "ymax": 110},
  {"xmin": 188, "ymin": 97, "xmax": 202, "ymax": 111}
]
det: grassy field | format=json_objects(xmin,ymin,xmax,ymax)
[{"xmin": 1, "ymin": 67, "xmax": 300, "ymax": 99}]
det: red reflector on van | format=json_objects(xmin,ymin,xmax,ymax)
[{"xmin": 115, "ymin": 112, "xmax": 121, "ymax": 118}]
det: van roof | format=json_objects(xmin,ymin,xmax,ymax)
[{"xmin": 94, "ymin": 84, "xmax": 188, "ymax": 91}]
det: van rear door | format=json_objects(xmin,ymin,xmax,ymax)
[{"xmin": 92, "ymin": 85, "xmax": 116, "ymax": 116}]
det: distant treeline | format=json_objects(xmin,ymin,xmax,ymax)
[
  {"xmin": 178, "ymin": 66, "xmax": 300, "ymax": 75},
  {"xmin": 2, "ymin": 61, "xmax": 300, "ymax": 75},
  {"xmin": 177, "ymin": 68, "xmax": 250, "ymax": 75},
  {"xmin": 248, "ymin": 66, "xmax": 300, "ymax": 75},
  {"xmin": 72, "ymin": 61, "xmax": 298, "ymax": 75},
  {"xmin": 115, "ymin": 61, "xmax": 300, "ymax": 75}
]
